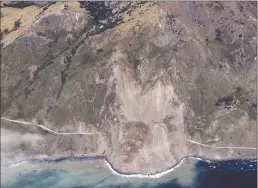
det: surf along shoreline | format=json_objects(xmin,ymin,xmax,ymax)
[{"xmin": 6, "ymin": 155, "xmax": 256, "ymax": 179}]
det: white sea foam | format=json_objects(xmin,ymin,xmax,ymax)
[
  {"xmin": 6, "ymin": 161, "xmax": 27, "ymax": 168},
  {"xmin": 103, "ymin": 159, "xmax": 184, "ymax": 179},
  {"xmin": 4, "ymin": 156, "xmax": 212, "ymax": 179},
  {"xmin": 103, "ymin": 156, "xmax": 207, "ymax": 179}
]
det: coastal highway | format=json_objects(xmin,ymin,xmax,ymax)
[
  {"xmin": 1, "ymin": 117, "xmax": 257, "ymax": 150},
  {"xmin": 1, "ymin": 117, "xmax": 96, "ymax": 135}
]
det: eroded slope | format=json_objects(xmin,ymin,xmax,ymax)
[{"xmin": 1, "ymin": 1, "xmax": 257, "ymax": 174}]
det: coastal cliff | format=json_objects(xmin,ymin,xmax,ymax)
[{"xmin": 1, "ymin": 1, "xmax": 257, "ymax": 174}]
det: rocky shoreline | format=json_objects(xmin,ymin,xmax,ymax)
[
  {"xmin": 1, "ymin": 1, "xmax": 257, "ymax": 175},
  {"xmin": 5, "ymin": 155, "xmax": 257, "ymax": 179}
]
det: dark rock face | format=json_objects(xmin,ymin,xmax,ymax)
[
  {"xmin": 79, "ymin": 1, "xmax": 149, "ymax": 29},
  {"xmin": 1, "ymin": 1, "xmax": 56, "ymax": 8},
  {"xmin": 1, "ymin": 1, "xmax": 257, "ymax": 174}
]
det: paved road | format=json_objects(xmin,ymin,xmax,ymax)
[
  {"xmin": 1, "ymin": 117, "xmax": 256, "ymax": 150},
  {"xmin": 1, "ymin": 117, "xmax": 96, "ymax": 135},
  {"xmin": 186, "ymin": 139, "xmax": 257, "ymax": 150}
]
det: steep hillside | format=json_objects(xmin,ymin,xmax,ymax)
[{"xmin": 1, "ymin": 1, "xmax": 257, "ymax": 174}]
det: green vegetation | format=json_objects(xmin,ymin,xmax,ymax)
[
  {"xmin": 21, "ymin": 142, "xmax": 28, "ymax": 151},
  {"xmin": 132, "ymin": 22, "xmax": 145, "ymax": 36},
  {"xmin": 49, "ymin": 101, "xmax": 71, "ymax": 126},
  {"xmin": 13, "ymin": 19, "xmax": 21, "ymax": 31},
  {"xmin": 132, "ymin": 58, "xmax": 142, "ymax": 79},
  {"xmin": 3, "ymin": 28, "xmax": 9, "ymax": 34}
]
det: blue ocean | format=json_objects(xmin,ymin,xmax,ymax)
[{"xmin": 1, "ymin": 158, "xmax": 257, "ymax": 188}]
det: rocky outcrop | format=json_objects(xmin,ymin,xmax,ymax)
[{"xmin": 1, "ymin": 1, "xmax": 257, "ymax": 174}]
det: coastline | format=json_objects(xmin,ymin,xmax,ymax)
[{"xmin": 4, "ymin": 155, "xmax": 256, "ymax": 179}]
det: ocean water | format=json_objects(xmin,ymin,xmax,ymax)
[{"xmin": 1, "ymin": 157, "xmax": 257, "ymax": 188}]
